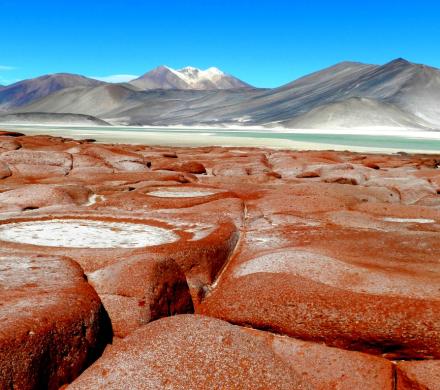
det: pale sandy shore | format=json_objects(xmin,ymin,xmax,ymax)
[{"xmin": 1, "ymin": 124, "xmax": 439, "ymax": 154}]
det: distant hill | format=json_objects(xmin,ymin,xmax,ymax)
[
  {"xmin": 18, "ymin": 84, "xmax": 141, "ymax": 118},
  {"xmin": 2, "ymin": 59, "xmax": 440, "ymax": 130},
  {"xmin": 0, "ymin": 73, "xmax": 103, "ymax": 110},
  {"xmin": 0, "ymin": 112, "xmax": 110, "ymax": 126},
  {"xmin": 129, "ymin": 66, "xmax": 253, "ymax": 90}
]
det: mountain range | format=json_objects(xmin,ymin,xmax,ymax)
[{"xmin": 0, "ymin": 59, "xmax": 439, "ymax": 130}]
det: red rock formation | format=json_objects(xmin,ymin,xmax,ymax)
[
  {"xmin": 82, "ymin": 145, "xmax": 150, "ymax": 172},
  {"xmin": 0, "ymin": 184, "xmax": 92, "ymax": 212},
  {"xmin": 88, "ymin": 255, "xmax": 193, "ymax": 337},
  {"xmin": 0, "ymin": 161, "xmax": 11, "ymax": 179},
  {"xmin": 396, "ymin": 361, "xmax": 440, "ymax": 389},
  {"xmin": 0, "ymin": 133, "xmax": 439, "ymax": 388},
  {"xmin": 0, "ymin": 136, "xmax": 21, "ymax": 152},
  {"xmin": 0, "ymin": 250, "xmax": 110, "ymax": 390},
  {"xmin": 0, "ymin": 149, "xmax": 72, "ymax": 178},
  {"xmin": 0, "ymin": 130, "xmax": 24, "ymax": 137},
  {"xmin": 67, "ymin": 315, "xmax": 394, "ymax": 389},
  {"xmin": 151, "ymin": 158, "xmax": 207, "ymax": 174}
]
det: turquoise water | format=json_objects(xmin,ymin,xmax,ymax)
[
  {"xmin": 224, "ymin": 131, "xmax": 440, "ymax": 151},
  {"xmin": 3, "ymin": 125, "xmax": 440, "ymax": 153}
]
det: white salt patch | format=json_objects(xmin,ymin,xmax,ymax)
[
  {"xmin": 86, "ymin": 194, "xmax": 106, "ymax": 206},
  {"xmin": 383, "ymin": 217, "xmax": 435, "ymax": 224},
  {"xmin": 147, "ymin": 188, "xmax": 215, "ymax": 198},
  {"xmin": 234, "ymin": 250, "xmax": 440, "ymax": 299},
  {"xmin": 0, "ymin": 219, "xmax": 179, "ymax": 248},
  {"xmin": 244, "ymin": 232, "xmax": 290, "ymax": 250}
]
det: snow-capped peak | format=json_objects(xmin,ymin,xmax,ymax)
[
  {"xmin": 131, "ymin": 65, "xmax": 252, "ymax": 90},
  {"xmin": 168, "ymin": 66, "xmax": 227, "ymax": 86},
  {"xmin": 179, "ymin": 66, "xmax": 199, "ymax": 72},
  {"xmin": 204, "ymin": 67, "xmax": 224, "ymax": 75}
]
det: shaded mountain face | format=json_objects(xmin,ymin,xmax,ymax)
[
  {"xmin": 130, "ymin": 66, "xmax": 253, "ymax": 90},
  {"xmin": 18, "ymin": 84, "xmax": 265, "ymax": 126},
  {"xmin": 17, "ymin": 84, "xmax": 150, "ymax": 120},
  {"xmin": 282, "ymin": 97, "xmax": 434, "ymax": 130},
  {"xmin": 0, "ymin": 73, "xmax": 103, "ymax": 110},
  {"xmin": 278, "ymin": 58, "xmax": 440, "ymax": 127},
  {"xmin": 374, "ymin": 59, "xmax": 440, "ymax": 127},
  {"xmin": 4, "ymin": 58, "xmax": 440, "ymax": 130}
]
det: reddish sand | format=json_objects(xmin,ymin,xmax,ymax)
[{"xmin": 0, "ymin": 132, "xmax": 439, "ymax": 389}]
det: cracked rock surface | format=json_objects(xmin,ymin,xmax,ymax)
[{"xmin": 0, "ymin": 133, "xmax": 439, "ymax": 389}]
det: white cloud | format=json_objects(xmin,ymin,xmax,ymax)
[
  {"xmin": 90, "ymin": 74, "xmax": 139, "ymax": 83},
  {"xmin": 0, "ymin": 65, "xmax": 15, "ymax": 71}
]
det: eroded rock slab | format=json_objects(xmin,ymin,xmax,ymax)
[
  {"xmin": 0, "ymin": 161, "xmax": 11, "ymax": 179},
  {"xmin": 68, "ymin": 315, "xmax": 393, "ymax": 390},
  {"xmin": 0, "ymin": 184, "xmax": 92, "ymax": 212},
  {"xmin": 0, "ymin": 149, "xmax": 72, "ymax": 178},
  {"xmin": 200, "ymin": 227, "xmax": 440, "ymax": 359},
  {"xmin": 88, "ymin": 255, "xmax": 194, "ymax": 337},
  {"xmin": 396, "ymin": 361, "xmax": 440, "ymax": 389},
  {"xmin": 0, "ymin": 251, "xmax": 110, "ymax": 390}
]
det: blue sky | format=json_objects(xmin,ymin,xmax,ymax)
[{"xmin": 1, "ymin": 0, "xmax": 440, "ymax": 87}]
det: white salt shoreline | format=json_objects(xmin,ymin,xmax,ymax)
[
  {"xmin": 1, "ymin": 124, "xmax": 439, "ymax": 154},
  {"xmin": 2, "ymin": 122, "xmax": 440, "ymax": 137}
]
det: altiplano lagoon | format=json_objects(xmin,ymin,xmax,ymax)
[
  {"xmin": 2, "ymin": 124, "xmax": 440, "ymax": 153},
  {"xmin": 2, "ymin": 5, "xmax": 440, "ymax": 386}
]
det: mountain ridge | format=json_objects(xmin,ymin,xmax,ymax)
[
  {"xmin": 0, "ymin": 73, "xmax": 103, "ymax": 110},
  {"xmin": 2, "ymin": 58, "xmax": 440, "ymax": 130}
]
